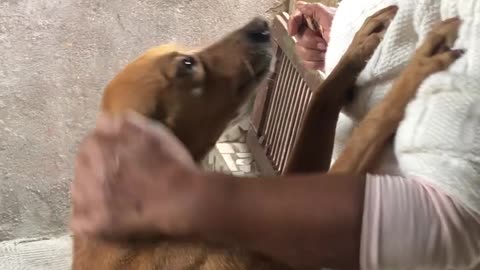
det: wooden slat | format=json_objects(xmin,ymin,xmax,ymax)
[
  {"xmin": 264, "ymin": 53, "xmax": 287, "ymax": 144},
  {"xmin": 247, "ymin": 129, "xmax": 276, "ymax": 176},
  {"xmin": 247, "ymin": 12, "xmax": 327, "ymax": 175},
  {"xmin": 271, "ymin": 12, "xmax": 325, "ymax": 90},
  {"xmin": 278, "ymin": 72, "xmax": 304, "ymax": 171},
  {"xmin": 270, "ymin": 61, "xmax": 294, "ymax": 166},
  {"xmin": 250, "ymin": 44, "xmax": 281, "ymax": 132}
]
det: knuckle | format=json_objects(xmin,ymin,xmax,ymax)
[
  {"xmin": 298, "ymin": 29, "xmax": 314, "ymax": 40},
  {"xmin": 424, "ymin": 32, "xmax": 444, "ymax": 48},
  {"xmin": 417, "ymin": 58, "xmax": 445, "ymax": 74},
  {"xmin": 307, "ymin": 50, "xmax": 322, "ymax": 61},
  {"xmin": 303, "ymin": 61, "xmax": 313, "ymax": 70},
  {"xmin": 431, "ymin": 57, "xmax": 446, "ymax": 68},
  {"xmin": 429, "ymin": 30, "xmax": 442, "ymax": 38},
  {"xmin": 436, "ymin": 54, "xmax": 456, "ymax": 68},
  {"xmin": 369, "ymin": 33, "xmax": 382, "ymax": 42},
  {"xmin": 369, "ymin": 18, "xmax": 382, "ymax": 26}
]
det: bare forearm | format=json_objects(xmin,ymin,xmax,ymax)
[
  {"xmin": 330, "ymin": 75, "xmax": 421, "ymax": 174},
  {"xmin": 188, "ymin": 172, "xmax": 366, "ymax": 270},
  {"xmin": 284, "ymin": 60, "xmax": 360, "ymax": 174}
]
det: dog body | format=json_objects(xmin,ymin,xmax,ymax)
[{"xmin": 72, "ymin": 18, "xmax": 291, "ymax": 270}]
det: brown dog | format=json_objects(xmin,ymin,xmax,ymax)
[{"xmin": 72, "ymin": 10, "xmax": 461, "ymax": 270}]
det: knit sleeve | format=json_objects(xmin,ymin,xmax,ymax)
[{"xmin": 395, "ymin": 0, "xmax": 480, "ymax": 214}]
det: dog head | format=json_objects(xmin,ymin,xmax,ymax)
[{"xmin": 101, "ymin": 17, "xmax": 272, "ymax": 160}]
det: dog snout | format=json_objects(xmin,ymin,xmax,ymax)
[{"xmin": 244, "ymin": 17, "xmax": 271, "ymax": 44}]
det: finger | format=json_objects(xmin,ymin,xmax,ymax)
[
  {"xmin": 101, "ymin": 111, "xmax": 156, "ymax": 145},
  {"xmin": 317, "ymin": 40, "xmax": 327, "ymax": 50},
  {"xmin": 296, "ymin": 1, "xmax": 313, "ymax": 17},
  {"xmin": 362, "ymin": 5, "xmax": 398, "ymax": 35},
  {"xmin": 288, "ymin": 9, "xmax": 304, "ymax": 36},
  {"xmin": 124, "ymin": 111, "xmax": 176, "ymax": 142},
  {"xmin": 124, "ymin": 111, "xmax": 197, "ymax": 168},
  {"xmin": 296, "ymin": 28, "xmax": 326, "ymax": 49},
  {"xmin": 363, "ymin": 33, "xmax": 383, "ymax": 53},
  {"xmin": 95, "ymin": 113, "xmax": 123, "ymax": 137},
  {"xmin": 71, "ymin": 138, "xmax": 109, "ymax": 212},
  {"xmin": 73, "ymin": 136, "xmax": 107, "ymax": 189},
  {"xmin": 70, "ymin": 212, "xmax": 107, "ymax": 237},
  {"xmin": 430, "ymin": 49, "xmax": 465, "ymax": 71},
  {"xmin": 435, "ymin": 44, "xmax": 450, "ymax": 54},
  {"xmin": 297, "ymin": 1, "xmax": 329, "ymax": 19},
  {"xmin": 418, "ymin": 18, "xmax": 461, "ymax": 57},
  {"xmin": 296, "ymin": 44, "xmax": 326, "ymax": 61},
  {"xmin": 433, "ymin": 17, "xmax": 461, "ymax": 48},
  {"xmin": 366, "ymin": 5, "xmax": 398, "ymax": 23},
  {"xmin": 303, "ymin": 60, "xmax": 325, "ymax": 70}
]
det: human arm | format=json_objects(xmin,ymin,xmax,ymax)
[
  {"xmin": 284, "ymin": 5, "xmax": 398, "ymax": 174},
  {"xmin": 288, "ymin": 1, "xmax": 336, "ymax": 70},
  {"xmin": 70, "ymin": 112, "xmax": 366, "ymax": 270}
]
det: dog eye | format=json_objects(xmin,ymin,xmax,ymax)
[
  {"xmin": 182, "ymin": 56, "xmax": 196, "ymax": 69},
  {"xmin": 176, "ymin": 56, "xmax": 197, "ymax": 77}
]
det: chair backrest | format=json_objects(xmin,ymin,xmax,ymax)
[{"xmin": 247, "ymin": 12, "xmax": 326, "ymax": 175}]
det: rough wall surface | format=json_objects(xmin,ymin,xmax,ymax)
[{"xmin": 0, "ymin": 0, "xmax": 281, "ymax": 241}]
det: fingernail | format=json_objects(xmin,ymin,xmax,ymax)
[
  {"xmin": 452, "ymin": 49, "xmax": 465, "ymax": 58},
  {"xmin": 317, "ymin": 42, "xmax": 327, "ymax": 50}
]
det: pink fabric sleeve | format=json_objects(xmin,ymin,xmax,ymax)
[{"xmin": 361, "ymin": 174, "xmax": 480, "ymax": 270}]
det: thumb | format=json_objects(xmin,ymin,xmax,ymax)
[
  {"xmin": 288, "ymin": 9, "xmax": 304, "ymax": 36},
  {"xmin": 297, "ymin": 2, "xmax": 329, "ymax": 21},
  {"xmin": 296, "ymin": 2, "xmax": 314, "ymax": 17}
]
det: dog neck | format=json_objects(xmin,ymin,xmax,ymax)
[{"xmin": 168, "ymin": 118, "xmax": 229, "ymax": 162}]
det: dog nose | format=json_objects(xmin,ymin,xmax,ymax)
[{"xmin": 245, "ymin": 17, "xmax": 270, "ymax": 43}]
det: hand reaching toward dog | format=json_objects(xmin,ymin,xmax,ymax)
[
  {"xmin": 70, "ymin": 112, "xmax": 201, "ymax": 240},
  {"xmin": 288, "ymin": 1, "xmax": 336, "ymax": 70}
]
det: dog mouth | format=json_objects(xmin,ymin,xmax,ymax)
[{"xmin": 238, "ymin": 52, "xmax": 273, "ymax": 94}]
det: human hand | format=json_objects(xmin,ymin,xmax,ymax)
[
  {"xmin": 70, "ymin": 112, "xmax": 201, "ymax": 241},
  {"xmin": 403, "ymin": 18, "xmax": 463, "ymax": 80},
  {"xmin": 288, "ymin": 1, "xmax": 336, "ymax": 70},
  {"xmin": 340, "ymin": 5, "xmax": 398, "ymax": 72}
]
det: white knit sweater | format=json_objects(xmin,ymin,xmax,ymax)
[{"xmin": 326, "ymin": 0, "xmax": 480, "ymax": 214}]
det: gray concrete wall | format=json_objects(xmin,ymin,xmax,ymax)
[{"xmin": 0, "ymin": 0, "xmax": 282, "ymax": 241}]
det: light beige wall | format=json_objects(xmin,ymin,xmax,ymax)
[{"xmin": 0, "ymin": 0, "xmax": 281, "ymax": 241}]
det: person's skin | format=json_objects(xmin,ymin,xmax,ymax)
[
  {"xmin": 288, "ymin": 1, "xmax": 336, "ymax": 70},
  {"xmin": 71, "ymin": 5, "xmax": 397, "ymax": 270},
  {"xmin": 72, "ymin": 112, "xmax": 366, "ymax": 270},
  {"xmin": 284, "ymin": 4, "xmax": 396, "ymax": 173}
]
